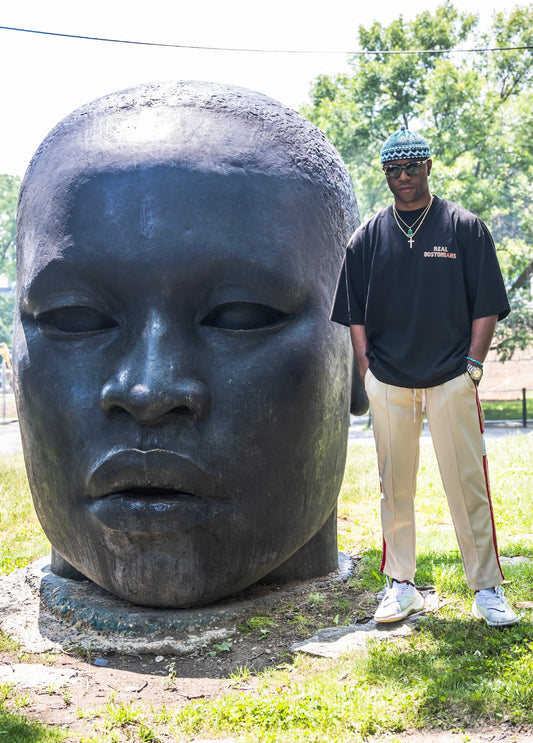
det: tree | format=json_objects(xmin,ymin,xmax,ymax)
[
  {"xmin": 0, "ymin": 174, "xmax": 20, "ymax": 345},
  {"xmin": 0, "ymin": 294, "xmax": 15, "ymax": 346},
  {"xmin": 492, "ymin": 238, "xmax": 533, "ymax": 361},
  {"xmin": 302, "ymin": 3, "xmax": 533, "ymax": 358},
  {"xmin": 0, "ymin": 174, "xmax": 20, "ymax": 280}
]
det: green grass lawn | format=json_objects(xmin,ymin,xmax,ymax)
[
  {"xmin": 0, "ymin": 454, "xmax": 49, "ymax": 574},
  {"xmin": 481, "ymin": 393, "xmax": 533, "ymax": 423},
  {"xmin": 0, "ymin": 433, "xmax": 532, "ymax": 742}
]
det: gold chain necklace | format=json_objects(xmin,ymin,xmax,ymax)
[
  {"xmin": 394, "ymin": 204, "xmax": 430, "ymax": 232},
  {"xmin": 393, "ymin": 195, "xmax": 434, "ymax": 248}
]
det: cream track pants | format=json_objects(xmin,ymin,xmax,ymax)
[{"xmin": 365, "ymin": 369, "xmax": 504, "ymax": 591}]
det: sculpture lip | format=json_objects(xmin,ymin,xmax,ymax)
[
  {"xmin": 86, "ymin": 447, "xmax": 217, "ymax": 500},
  {"xmin": 85, "ymin": 448, "xmax": 224, "ymax": 532}
]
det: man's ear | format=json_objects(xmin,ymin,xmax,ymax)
[{"xmin": 426, "ymin": 158, "xmax": 433, "ymax": 176}]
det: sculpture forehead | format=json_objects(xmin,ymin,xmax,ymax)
[
  {"xmin": 18, "ymin": 165, "xmax": 339, "ymax": 306},
  {"xmin": 19, "ymin": 159, "xmax": 324, "ymax": 250},
  {"xmin": 26, "ymin": 103, "xmax": 306, "ymax": 187},
  {"xmin": 17, "ymin": 82, "xmax": 357, "ymax": 282},
  {"xmin": 19, "ymin": 103, "xmax": 325, "ymax": 259},
  {"xmin": 20, "ymin": 80, "xmax": 357, "ymax": 220}
]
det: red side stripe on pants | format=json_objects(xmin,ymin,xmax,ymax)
[
  {"xmin": 380, "ymin": 538, "xmax": 387, "ymax": 573},
  {"xmin": 476, "ymin": 385, "xmax": 504, "ymax": 581},
  {"xmin": 378, "ymin": 475, "xmax": 387, "ymax": 573}
]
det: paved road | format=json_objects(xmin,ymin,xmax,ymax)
[
  {"xmin": 348, "ymin": 416, "xmax": 532, "ymax": 442},
  {"xmin": 0, "ymin": 420, "xmax": 22, "ymax": 454}
]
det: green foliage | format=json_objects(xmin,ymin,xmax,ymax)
[
  {"xmin": 495, "ymin": 290, "xmax": 533, "ymax": 361},
  {"xmin": 0, "ymin": 175, "xmax": 18, "ymax": 346},
  {"xmin": 487, "ymin": 238, "xmax": 533, "ymax": 360},
  {"xmin": 207, "ymin": 640, "xmax": 233, "ymax": 657},
  {"xmin": 490, "ymin": 5, "xmax": 533, "ymax": 100},
  {"xmin": 302, "ymin": 2, "xmax": 479, "ymax": 218},
  {"xmin": 0, "ymin": 175, "xmax": 19, "ymax": 281},
  {"xmin": 239, "ymin": 615, "xmax": 275, "ymax": 634},
  {"xmin": 303, "ymin": 3, "xmax": 533, "ymax": 357},
  {"xmin": 0, "ymin": 294, "xmax": 14, "ymax": 347}
]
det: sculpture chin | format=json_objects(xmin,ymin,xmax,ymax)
[{"xmin": 50, "ymin": 508, "xmax": 339, "ymax": 609}]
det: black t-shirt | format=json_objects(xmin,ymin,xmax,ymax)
[{"xmin": 330, "ymin": 196, "xmax": 510, "ymax": 388}]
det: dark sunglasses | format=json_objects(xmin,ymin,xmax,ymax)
[{"xmin": 382, "ymin": 160, "xmax": 429, "ymax": 179}]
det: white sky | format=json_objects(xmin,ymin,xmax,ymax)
[{"xmin": 0, "ymin": 0, "xmax": 523, "ymax": 177}]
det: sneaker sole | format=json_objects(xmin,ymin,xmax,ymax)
[
  {"xmin": 471, "ymin": 605, "xmax": 520, "ymax": 627},
  {"xmin": 374, "ymin": 596, "xmax": 425, "ymax": 623}
]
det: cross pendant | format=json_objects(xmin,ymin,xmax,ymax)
[{"xmin": 408, "ymin": 235, "xmax": 414, "ymax": 249}]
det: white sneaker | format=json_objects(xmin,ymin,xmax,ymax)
[
  {"xmin": 374, "ymin": 580, "xmax": 425, "ymax": 623},
  {"xmin": 472, "ymin": 586, "xmax": 520, "ymax": 627}
]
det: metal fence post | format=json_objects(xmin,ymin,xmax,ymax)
[{"xmin": 523, "ymin": 388, "xmax": 527, "ymax": 428}]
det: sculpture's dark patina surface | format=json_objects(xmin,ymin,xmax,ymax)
[{"xmin": 14, "ymin": 81, "xmax": 361, "ymax": 608}]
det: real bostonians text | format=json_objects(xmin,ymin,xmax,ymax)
[{"xmin": 424, "ymin": 246, "xmax": 456, "ymax": 259}]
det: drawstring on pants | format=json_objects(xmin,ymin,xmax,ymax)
[{"xmin": 412, "ymin": 389, "xmax": 426, "ymax": 423}]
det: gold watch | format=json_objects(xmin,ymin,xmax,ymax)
[{"xmin": 466, "ymin": 362, "xmax": 483, "ymax": 384}]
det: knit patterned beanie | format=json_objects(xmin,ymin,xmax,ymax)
[{"xmin": 380, "ymin": 125, "xmax": 431, "ymax": 163}]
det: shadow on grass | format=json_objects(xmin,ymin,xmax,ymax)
[
  {"xmin": 352, "ymin": 545, "xmax": 533, "ymax": 724},
  {"xmin": 363, "ymin": 610, "xmax": 533, "ymax": 724}
]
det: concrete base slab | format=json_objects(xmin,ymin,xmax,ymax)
[{"xmin": 0, "ymin": 553, "xmax": 353, "ymax": 656}]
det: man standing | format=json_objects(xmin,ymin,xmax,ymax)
[{"xmin": 331, "ymin": 125, "xmax": 519, "ymax": 627}]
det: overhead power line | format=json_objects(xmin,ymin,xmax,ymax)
[{"xmin": 0, "ymin": 25, "xmax": 532, "ymax": 55}]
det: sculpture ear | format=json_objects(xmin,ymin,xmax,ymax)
[{"xmin": 350, "ymin": 353, "xmax": 369, "ymax": 416}]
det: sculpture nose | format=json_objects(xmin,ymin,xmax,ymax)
[
  {"xmin": 101, "ymin": 375, "xmax": 209, "ymax": 424},
  {"xmin": 100, "ymin": 314, "xmax": 209, "ymax": 425}
]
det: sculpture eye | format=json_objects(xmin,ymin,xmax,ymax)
[
  {"xmin": 36, "ymin": 306, "xmax": 118, "ymax": 339},
  {"xmin": 201, "ymin": 302, "xmax": 290, "ymax": 331}
]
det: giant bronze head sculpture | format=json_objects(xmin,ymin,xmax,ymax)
[{"xmin": 14, "ymin": 81, "xmax": 359, "ymax": 608}]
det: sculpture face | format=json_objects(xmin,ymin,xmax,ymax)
[{"xmin": 14, "ymin": 156, "xmax": 351, "ymax": 607}]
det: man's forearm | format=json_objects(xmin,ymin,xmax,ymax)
[
  {"xmin": 468, "ymin": 315, "xmax": 498, "ymax": 364},
  {"xmin": 350, "ymin": 324, "xmax": 369, "ymax": 380}
]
